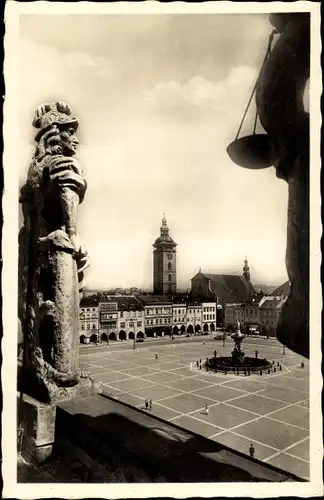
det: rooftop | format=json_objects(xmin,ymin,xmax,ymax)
[
  {"xmin": 192, "ymin": 272, "xmax": 255, "ymax": 304},
  {"xmin": 137, "ymin": 295, "xmax": 172, "ymax": 306}
]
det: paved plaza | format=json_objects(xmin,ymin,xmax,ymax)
[{"xmin": 80, "ymin": 337, "xmax": 309, "ymax": 480}]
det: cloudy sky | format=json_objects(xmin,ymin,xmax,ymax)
[{"xmin": 18, "ymin": 13, "xmax": 289, "ymax": 290}]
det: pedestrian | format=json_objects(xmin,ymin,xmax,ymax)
[
  {"xmin": 200, "ymin": 359, "xmax": 202, "ymax": 364},
  {"xmin": 279, "ymin": 364, "xmax": 282, "ymax": 371},
  {"xmin": 255, "ymin": 350, "xmax": 258, "ymax": 359},
  {"xmin": 249, "ymin": 443, "xmax": 255, "ymax": 458},
  {"xmin": 196, "ymin": 360, "xmax": 199, "ymax": 367},
  {"xmin": 301, "ymin": 361, "xmax": 304, "ymax": 368},
  {"xmin": 259, "ymin": 370, "xmax": 262, "ymax": 376},
  {"xmin": 199, "ymin": 363, "xmax": 202, "ymax": 370},
  {"xmin": 273, "ymin": 367, "xmax": 276, "ymax": 373},
  {"xmin": 277, "ymin": 362, "xmax": 280, "ymax": 367},
  {"xmin": 214, "ymin": 350, "xmax": 217, "ymax": 358},
  {"xmin": 268, "ymin": 368, "xmax": 271, "ymax": 374},
  {"xmin": 145, "ymin": 399, "xmax": 148, "ymax": 410},
  {"xmin": 149, "ymin": 399, "xmax": 152, "ymax": 410},
  {"xmin": 205, "ymin": 404, "xmax": 209, "ymax": 416},
  {"xmin": 155, "ymin": 353, "xmax": 158, "ymax": 360}
]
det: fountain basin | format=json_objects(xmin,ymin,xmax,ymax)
[{"xmin": 205, "ymin": 356, "xmax": 272, "ymax": 374}]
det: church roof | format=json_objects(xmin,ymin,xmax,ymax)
[{"xmin": 192, "ymin": 272, "xmax": 255, "ymax": 303}]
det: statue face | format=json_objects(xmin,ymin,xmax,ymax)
[{"xmin": 58, "ymin": 126, "xmax": 79, "ymax": 156}]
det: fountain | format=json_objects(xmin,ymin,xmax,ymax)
[{"xmin": 205, "ymin": 321, "xmax": 272, "ymax": 374}]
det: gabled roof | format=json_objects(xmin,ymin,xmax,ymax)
[
  {"xmin": 259, "ymin": 296, "xmax": 286, "ymax": 309},
  {"xmin": 272, "ymin": 280, "xmax": 291, "ymax": 298},
  {"xmin": 80, "ymin": 296, "xmax": 99, "ymax": 306},
  {"xmin": 192, "ymin": 272, "xmax": 254, "ymax": 304}
]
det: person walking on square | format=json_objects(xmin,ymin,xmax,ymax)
[
  {"xmin": 149, "ymin": 399, "xmax": 152, "ymax": 411},
  {"xmin": 155, "ymin": 353, "xmax": 158, "ymax": 360},
  {"xmin": 204, "ymin": 404, "xmax": 209, "ymax": 416},
  {"xmin": 145, "ymin": 398, "xmax": 148, "ymax": 410},
  {"xmin": 249, "ymin": 443, "xmax": 255, "ymax": 458}
]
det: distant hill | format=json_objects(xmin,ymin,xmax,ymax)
[{"xmin": 252, "ymin": 284, "xmax": 280, "ymax": 295}]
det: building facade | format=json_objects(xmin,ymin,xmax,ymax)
[
  {"xmin": 202, "ymin": 301, "xmax": 217, "ymax": 332},
  {"xmin": 186, "ymin": 300, "xmax": 203, "ymax": 334},
  {"xmin": 172, "ymin": 303, "xmax": 187, "ymax": 335},
  {"xmin": 79, "ymin": 297, "xmax": 99, "ymax": 343},
  {"xmin": 259, "ymin": 296, "xmax": 286, "ymax": 336},
  {"xmin": 137, "ymin": 295, "xmax": 173, "ymax": 337},
  {"xmin": 98, "ymin": 299, "xmax": 119, "ymax": 341},
  {"xmin": 153, "ymin": 215, "xmax": 177, "ymax": 295},
  {"xmin": 115, "ymin": 296, "xmax": 145, "ymax": 340}
]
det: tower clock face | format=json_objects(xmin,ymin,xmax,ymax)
[{"xmin": 167, "ymin": 253, "xmax": 173, "ymax": 261}]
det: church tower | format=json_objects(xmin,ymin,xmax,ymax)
[
  {"xmin": 243, "ymin": 256, "xmax": 250, "ymax": 281},
  {"xmin": 153, "ymin": 215, "xmax": 177, "ymax": 295}
]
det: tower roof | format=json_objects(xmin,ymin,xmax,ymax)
[{"xmin": 153, "ymin": 215, "xmax": 177, "ymax": 249}]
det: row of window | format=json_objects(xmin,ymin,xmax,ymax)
[
  {"xmin": 246, "ymin": 308, "xmax": 258, "ymax": 315},
  {"xmin": 99, "ymin": 303, "xmax": 118, "ymax": 311},
  {"xmin": 80, "ymin": 313, "xmax": 98, "ymax": 320},
  {"xmin": 174, "ymin": 318, "xmax": 185, "ymax": 323},
  {"xmin": 81, "ymin": 308, "xmax": 97, "ymax": 312},
  {"xmin": 146, "ymin": 318, "xmax": 172, "ymax": 325},
  {"xmin": 203, "ymin": 314, "xmax": 216, "ymax": 321},
  {"xmin": 146, "ymin": 308, "xmax": 172, "ymax": 315},
  {"xmin": 100, "ymin": 313, "xmax": 118, "ymax": 320},
  {"xmin": 119, "ymin": 321, "xmax": 142, "ymax": 328},
  {"xmin": 81, "ymin": 324, "xmax": 97, "ymax": 330},
  {"xmin": 120, "ymin": 310, "xmax": 142, "ymax": 318},
  {"xmin": 203, "ymin": 307, "xmax": 215, "ymax": 312}
]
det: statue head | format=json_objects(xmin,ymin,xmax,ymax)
[{"xmin": 32, "ymin": 101, "xmax": 79, "ymax": 158}]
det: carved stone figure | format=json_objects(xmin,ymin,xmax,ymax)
[
  {"xmin": 18, "ymin": 101, "xmax": 90, "ymax": 402},
  {"xmin": 256, "ymin": 13, "xmax": 309, "ymax": 358}
]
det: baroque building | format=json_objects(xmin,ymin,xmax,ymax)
[{"xmin": 153, "ymin": 215, "xmax": 177, "ymax": 295}]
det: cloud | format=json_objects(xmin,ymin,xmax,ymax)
[
  {"xmin": 15, "ymin": 19, "xmax": 289, "ymax": 290},
  {"xmin": 142, "ymin": 66, "xmax": 257, "ymax": 120}
]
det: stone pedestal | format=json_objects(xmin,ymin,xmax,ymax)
[
  {"xmin": 17, "ymin": 378, "xmax": 103, "ymax": 462},
  {"xmin": 17, "ymin": 393, "xmax": 56, "ymax": 463}
]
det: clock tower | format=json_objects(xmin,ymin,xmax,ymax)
[{"xmin": 153, "ymin": 215, "xmax": 177, "ymax": 295}]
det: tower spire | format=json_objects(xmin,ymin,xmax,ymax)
[{"xmin": 243, "ymin": 255, "xmax": 250, "ymax": 281}]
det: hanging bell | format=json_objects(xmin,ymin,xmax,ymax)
[
  {"xmin": 226, "ymin": 134, "xmax": 274, "ymax": 170},
  {"xmin": 226, "ymin": 29, "xmax": 277, "ymax": 170}
]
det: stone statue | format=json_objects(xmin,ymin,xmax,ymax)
[
  {"xmin": 256, "ymin": 13, "xmax": 309, "ymax": 358},
  {"xmin": 18, "ymin": 101, "xmax": 90, "ymax": 402}
]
